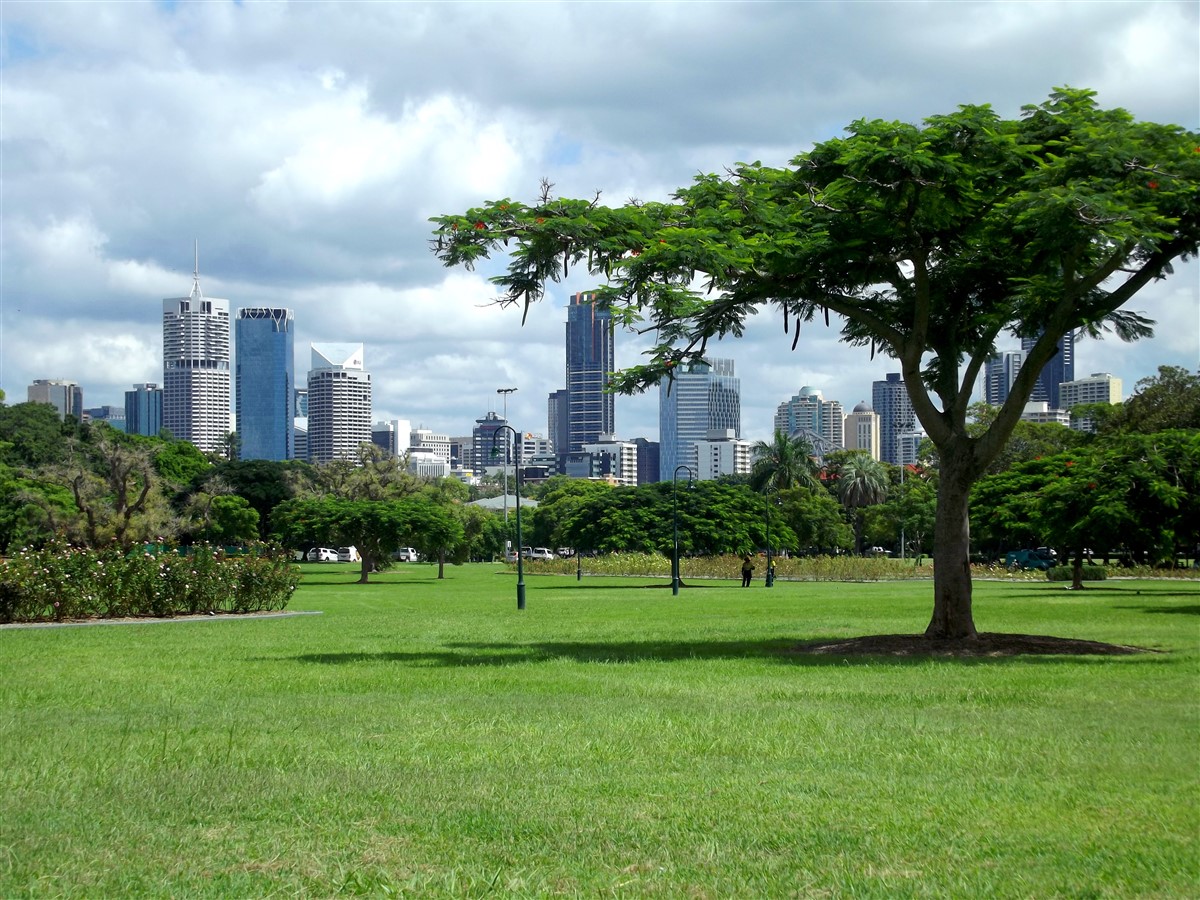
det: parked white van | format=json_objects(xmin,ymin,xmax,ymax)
[
  {"xmin": 307, "ymin": 547, "xmax": 338, "ymax": 562},
  {"xmin": 337, "ymin": 546, "xmax": 360, "ymax": 563},
  {"xmin": 394, "ymin": 547, "xmax": 419, "ymax": 562}
]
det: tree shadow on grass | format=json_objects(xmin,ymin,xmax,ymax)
[
  {"xmin": 1114, "ymin": 604, "xmax": 1200, "ymax": 616},
  {"xmin": 289, "ymin": 633, "xmax": 1156, "ymax": 669}
]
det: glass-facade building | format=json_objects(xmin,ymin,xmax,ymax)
[
  {"xmin": 659, "ymin": 358, "xmax": 740, "ymax": 481},
  {"xmin": 125, "ymin": 383, "xmax": 163, "ymax": 437},
  {"xmin": 236, "ymin": 308, "xmax": 295, "ymax": 461},
  {"xmin": 565, "ymin": 292, "xmax": 615, "ymax": 454},
  {"xmin": 872, "ymin": 372, "xmax": 917, "ymax": 465},
  {"xmin": 1021, "ymin": 330, "xmax": 1075, "ymax": 409}
]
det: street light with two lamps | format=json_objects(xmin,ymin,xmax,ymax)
[{"xmin": 490, "ymin": 424, "xmax": 525, "ymax": 610}]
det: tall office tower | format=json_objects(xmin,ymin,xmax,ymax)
[
  {"xmin": 162, "ymin": 260, "xmax": 230, "ymax": 454},
  {"xmin": 659, "ymin": 357, "xmax": 740, "ymax": 481},
  {"xmin": 565, "ymin": 292, "xmax": 615, "ymax": 453},
  {"xmin": 984, "ymin": 350, "xmax": 1024, "ymax": 405},
  {"xmin": 373, "ymin": 419, "xmax": 413, "ymax": 456},
  {"xmin": 1021, "ymin": 330, "xmax": 1075, "ymax": 409},
  {"xmin": 27, "ymin": 379, "xmax": 83, "ymax": 421},
  {"xmin": 235, "ymin": 308, "xmax": 295, "ymax": 461},
  {"xmin": 632, "ymin": 437, "xmax": 661, "ymax": 485},
  {"xmin": 773, "ymin": 386, "xmax": 845, "ymax": 457},
  {"xmin": 872, "ymin": 373, "xmax": 917, "ymax": 465},
  {"xmin": 472, "ymin": 411, "xmax": 509, "ymax": 473},
  {"xmin": 843, "ymin": 402, "xmax": 882, "ymax": 461},
  {"xmin": 125, "ymin": 383, "xmax": 163, "ymax": 436},
  {"xmin": 548, "ymin": 389, "xmax": 570, "ymax": 456},
  {"xmin": 307, "ymin": 343, "xmax": 371, "ymax": 463}
]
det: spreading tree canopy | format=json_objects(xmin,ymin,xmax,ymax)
[{"xmin": 431, "ymin": 88, "xmax": 1199, "ymax": 639}]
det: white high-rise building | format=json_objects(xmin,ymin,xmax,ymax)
[
  {"xmin": 162, "ymin": 258, "xmax": 230, "ymax": 454},
  {"xmin": 773, "ymin": 386, "xmax": 844, "ymax": 458},
  {"xmin": 580, "ymin": 434, "xmax": 639, "ymax": 486},
  {"xmin": 1060, "ymin": 373, "xmax": 1123, "ymax": 433},
  {"xmin": 693, "ymin": 429, "xmax": 753, "ymax": 480},
  {"xmin": 307, "ymin": 343, "xmax": 371, "ymax": 463}
]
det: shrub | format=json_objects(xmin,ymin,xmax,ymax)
[
  {"xmin": 0, "ymin": 541, "xmax": 299, "ymax": 623},
  {"xmin": 1047, "ymin": 565, "xmax": 1108, "ymax": 582}
]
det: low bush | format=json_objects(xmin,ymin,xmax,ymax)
[
  {"xmin": 0, "ymin": 541, "xmax": 299, "ymax": 623},
  {"xmin": 515, "ymin": 552, "xmax": 931, "ymax": 582},
  {"xmin": 1047, "ymin": 565, "xmax": 1109, "ymax": 582}
]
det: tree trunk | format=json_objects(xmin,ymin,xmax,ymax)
[
  {"xmin": 359, "ymin": 554, "xmax": 371, "ymax": 584},
  {"xmin": 438, "ymin": 549, "xmax": 446, "ymax": 580},
  {"xmin": 925, "ymin": 454, "xmax": 977, "ymax": 640}
]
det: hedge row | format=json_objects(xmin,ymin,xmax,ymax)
[{"xmin": 0, "ymin": 542, "xmax": 300, "ymax": 623}]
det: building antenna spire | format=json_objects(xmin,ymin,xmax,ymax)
[{"xmin": 190, "ymin": 239, "xmax": 204, "ymax": 300}]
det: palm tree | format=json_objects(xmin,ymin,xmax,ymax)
[
  {"xmin": 832, "ymin": 451, "xmax": 889, "ymax": 555},
  {"xmin": 750, "ymin": 431, "xmax": 820, "ymax": 493}
]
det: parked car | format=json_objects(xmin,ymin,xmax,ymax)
[
  {"xmin": 306, "ymin": 547, "xmax": 338, "ymax": 562},
  {"xmin": 393, "ymin": 547, "xmax": 419, "ymax": 562},
  {"xmin": 522, "ymin": 547, "xmax": 555, "ymax": 561},
  {"xmin": 866, "ymin": 546, "xmax": 890, "ymax": 557},
  {"xmin": 1005, "ymin": 549, "xmax": 1055, "ymax": 571},
  {"xmin": 337, "ymin": 546, "xmax": 360, "ymax": 563}
]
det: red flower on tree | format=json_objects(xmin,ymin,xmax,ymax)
[
  {"xmin": 474, "ymin": 221, "xmax": 486, "ymax": 230},
  {"xmin": 1147, "ymin": 180, "xmax": 1159, "ymax": 190}
]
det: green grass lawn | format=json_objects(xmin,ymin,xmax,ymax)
[{"xmin": 2, "ymin": 563, "xmax": 1197, "ymax": 897}]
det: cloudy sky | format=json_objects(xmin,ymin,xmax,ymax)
[{"xmin": 2, "ymin": 0, "xmax": 1197, "ymax": 444}]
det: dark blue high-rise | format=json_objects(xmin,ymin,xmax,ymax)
[
  {"xmin": 565, "ymin": 292, "xmax": 615, "ymax": 454},
  {"xmin": 235, "ymin": 308, "xmax": 295, "ymax": 460}
]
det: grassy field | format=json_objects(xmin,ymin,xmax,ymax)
[{"xmin": 1, "ymin": 563, "xmax": 1197, "ymax": 897}]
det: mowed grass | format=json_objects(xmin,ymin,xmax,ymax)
[{"xmin": 1, "ymin": 564, "xmax": 1197, "ymax": 898}]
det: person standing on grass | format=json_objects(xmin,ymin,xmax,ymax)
[{"xmin": 741, "ymin": 554, "xmax": 755, "ymax": 588}]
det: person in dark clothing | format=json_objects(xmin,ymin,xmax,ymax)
[{"xmin": 741, "ymin": 555, "xmax": 755, "ymax": 587}]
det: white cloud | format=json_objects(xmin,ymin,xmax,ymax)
[{"xmin": 1, "ymin": 0, "xmax": 1196, "ymax": 445}]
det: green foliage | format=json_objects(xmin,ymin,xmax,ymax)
[
  {"xmin": 0, "ymin": 541, "xmax": 298, "ymax": 622},
  {"xmin": 1102, "ymin": 365, "xmax": 1200, "ymax": 434},
  {"xmin": 0, "ymin": 402, "xmax": 77, "ymax": 468},
  {"xmin": 196, "ymin": 459, "xmax": 313, "ymax": 538},
  {"xmin": 432, "ymin": 87, "xmax": 1200, "ymax": 637},
  {"xmin": 196, "ymin": 494, "xmax": 261, "ymax": 544},
  {"xmin": 153, "ymin": 437, "xmax": 212, "ymax": 486},
  {"xmin": 749, "ymin": 431, "xmax": 819, "ymax": 492}
]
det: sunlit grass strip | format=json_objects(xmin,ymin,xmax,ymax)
[{"xmin": 0, "ymin": 567, "xmax": 1196, "ymax": 897}]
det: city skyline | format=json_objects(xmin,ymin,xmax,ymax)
[{"xmin": 2, "ymin": 3, "xmax": 1196, "ymax": 444}]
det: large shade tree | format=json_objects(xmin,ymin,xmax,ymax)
[{"xmin": 432, "ymin": 88, "xmax": 1200, "ymax": 639}]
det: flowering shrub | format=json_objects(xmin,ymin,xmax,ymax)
[
  {"xmin": 513, "ymin": 553, "xmax": 934, "ymax": 582},
  {"xmin": 0, "ymin": 542, "xmax": 300, "ymax": 623}
]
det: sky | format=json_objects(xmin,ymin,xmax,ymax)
[{"xmin": 2, "ymin": 0, "xmax": 1198, "ymax": 445}]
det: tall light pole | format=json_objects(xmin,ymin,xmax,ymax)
[
  {"xmin": 497, "ymin": 387, "xmax": 517, "ymax": 523},
  {"xmin": 672, "ymin": 464, "xmax": 695, "ymax": 596},
  {"xmin": 491, "ymin": 424, "xmax": 525, "ymax": 610},
  {"xmin": 764, "ymin": 487, "xmax": 777, "ymax": 587}
]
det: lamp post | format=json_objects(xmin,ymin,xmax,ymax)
[
  {"xmin": 491, "ymin": 424, "xmax": 525, "ymax": 610},
  {"xmin": 672, "ymin": 464, "xmax": 694, "ymax": 596},
  {"xmin": 764, "ymin": 487, "xmax": 776, "ymax": 588},
  {"xmin": 497, "ymin": 387, "xmax": 517, "ymax": 523}
]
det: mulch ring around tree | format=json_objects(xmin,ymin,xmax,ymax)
[{"xmin": 792, "ymin": 632, "xmax": 1154, "ymax": 658}]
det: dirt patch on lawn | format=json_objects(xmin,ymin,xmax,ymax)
[{"xmin": 792, "ymin": 632, "xmax": 1153, "ymax": 658}]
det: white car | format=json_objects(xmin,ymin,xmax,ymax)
[
  {"xmin": 337, "ymin": 546, "xmax": 360, "ymax": 563},
  {"xmin": 394, "ymin": 547, "xmax": 419, "ymax": 562},
  {"xmin": 524, "ymin": 547, "xmax": 555, "ymax": 561},
  {"xmin": 306, "ymin": 547, "xmax": 338, "ymax": 562}
]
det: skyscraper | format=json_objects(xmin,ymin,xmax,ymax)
[
  {"xmin": 27, "ymin": 379, "xmax": 82, "ymax": 421},
  {"xmin": 1021, "ymin": 330, "xmax": 1075, "ymax": 409},
  {"xmin": 773, "ymin": 386, "xmax": 845, "ymax": 457},
  {"xmin": 843, "ymin": 402, "xmax": 881, "ymax": 460},
  {"xmin": 872, "ymin": 373, "xmax": 916, "ymax": 465},
  {"xmin": 659, "ymin": 357, "xmax": 740, "ymax": 481},
  {"xmin": 236, "ymin": 308, "xmax": 295, "ymax": 461},
  {"xmin": 307, "ymin": 343, "xmax": 371, "ymax": 463},
  {"xmin": 162, "ymin": 259, "xmax": 230, "ymax": 454},
  {"xmin": 565, "ymin": 292, "xmax": 615, "ymax": 454},
  {"xmin": 124, "ymin": 383, "xmax": 163, "ymax": 437},
  {"xmin": 984, "ymin": 350, "xmax": 1024, "ymax": 405}
]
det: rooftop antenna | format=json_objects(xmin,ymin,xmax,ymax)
[{"xmin": 189, "ymin": 239, "xmax": 203, "ymax": 300}]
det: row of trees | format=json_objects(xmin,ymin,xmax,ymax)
[{"xmin": 1, "ymin": 365, "xmax": 1196, "ymax": 592}]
